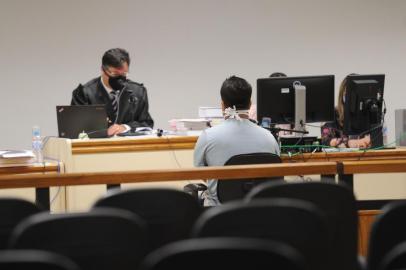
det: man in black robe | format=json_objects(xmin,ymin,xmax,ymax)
[{"xmin": 71, "ymin": 48, "xmax": 154, "ymax": 136}]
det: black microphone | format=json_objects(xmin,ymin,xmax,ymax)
[{"xmin": 359, "ymin": 123, "xmax": 383, "ymax": 137}]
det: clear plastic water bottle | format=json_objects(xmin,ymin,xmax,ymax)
[
  {"xmin": 261, "ymin": 117, "xmax": 271, "ymax": 129},
  {"xmin": 382, "ymin": 123, "xmax": 388, "ymax": 146},
  {"xmin": 32, "ymin": 126, "xmax": 43, "ymax": 163}
]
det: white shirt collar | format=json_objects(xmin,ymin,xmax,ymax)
[{"xmin": 100, "ymin": 77, "xmax": 114, "ymax": 94}]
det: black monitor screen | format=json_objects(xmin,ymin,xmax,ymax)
[
  {"xmin": 257, "ymin": 75, "xmax": 335, "ymax": 124},
  {"xmin": 343, "ymin": 74, "xmax": 385, "ymax": 136}
]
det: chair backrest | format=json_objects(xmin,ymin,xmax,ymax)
[
  {"xmin": 93, "ymin": 188, "xmax": 202, "ymax": 252},
  {"xmin": 192, "ymin": 198, "xmax": 329, "ymax": 270},
  {"xmin": 379, "ymin": 242, "xmax": 406, "ymax": 270},
  {"xmin": 246, "ymin": 181, "xmax": 358, "ymax": 270},
  {"xmin": 9, "ymin": 208, "xmax": 147, "ymax": 270},
  {"xmin": 140, "ymin": 237, "xmax": 306, "ymax": 270},
  {"xmin": 368, "ymin": 201, "xmax": 406, "ymax": 270},
  {"xmin": 0, "ymin": 198, "xmax": 42, "ymax": 249},
  {"xmin": 217, "ymin": 152, "xmax": 282, "ymax": 203},
  {"xmin": 0, "ymin": 250, "xmax": 80, "ymax": 270}
]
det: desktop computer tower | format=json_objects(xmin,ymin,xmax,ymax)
[{"xmin": 395, "ymin": 109, "xmax": 406, "ymax": 146}]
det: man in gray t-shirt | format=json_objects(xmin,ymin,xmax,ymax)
[{"xmin": 194, "ymin": 76, "xmax": 280, "ymax": 206}]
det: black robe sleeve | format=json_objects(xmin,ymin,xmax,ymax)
[
  {"xmin": 126, "ymin": 85, "xmax": 154, "ymax": 129},
  {"xmin": 71, "ymin": 84, "xmax": 89, "ymax": 105}
]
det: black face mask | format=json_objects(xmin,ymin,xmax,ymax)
[{"xmin": 108, "ymin": 75, "xmax": 127, "ymax": 91}]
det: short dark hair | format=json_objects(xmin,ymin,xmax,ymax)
[
  {"xmin": 220, "ymin": 76, "xmax": 252, "ymax": 110},
  {"xmin": 269, "ymin": 72, "xmax": 287, "ymax": 77},
  {"xmin": 102, "ymin": 48, "xmax": 130, "ymax": 68}
]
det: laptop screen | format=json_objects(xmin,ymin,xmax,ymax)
[{"xmin": 56, "ymin": 105, "xmax": 108, "ymax": 138}]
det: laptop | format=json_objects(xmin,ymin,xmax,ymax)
[{"xmin": 56, "ymin": 105, "xmax": 108, "ymax": 138}]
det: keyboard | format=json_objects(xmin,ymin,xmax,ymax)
[
  {"xmin": 323, "ymin": 148, "xmax": 360, "ymax": 153},
  {"xmin": 117, "ymin": 131, "xmax": 152, "ymax": 137}
]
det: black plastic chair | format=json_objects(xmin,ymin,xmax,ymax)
[
  {"xmin": 192, "ymin": 198, "xmax": 329, "ymax": 270},
  {"xmin": 0, "ymin": 198, "xmax": 42, "ymax": 249},
  {"xmin": 367, "ymin": 201, "xmax": 406, "ymax": 270},
  {"xmin": 246, "ymin": 181, "xmax": 359, "ymax": 270},
  {"xmin": 0, "ymin": 249, "xmax": 80, "ymax": 270},
  {"xmin": 93, "ymin": 188, "xmax": 202, "ymax": 252},
  {"xmin": 140, "ymin": 237, "xmax": 306, "ymax": 270},
  {"xmin": 9, "ymin": 208, "xmax": 147, "ymax": 270},
  {"xmin": 184, "ymin": 152, "xmax": 283, "ymax": 204},
  {"xmin": 217, "ymin": 152, "xmax": 283, "ymax": 202},
  {"xmin": 379, "ymin": 242, "xmax": 406, "ymax": 270}
]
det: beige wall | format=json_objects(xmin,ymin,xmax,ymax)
[{"xmin": 1, "ymin": 0, "xmax": 406, "ymax": 149}]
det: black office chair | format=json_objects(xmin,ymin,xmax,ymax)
[
  {"xmin": 191, "ymin": 198, "xmax": 329, "ymax": 270},
  {"xmin": 0, "ymin": 198, "xmax": 42, "ymax": 249},
  {"xmin": 140, "ymin": 237, "xmax": 306, "ymax": 270},
  {"xmin": 0, "ymin": 249, "xmax": 80, "ymax": 270},
  {"xmin": 9, "ymin": 208, "xmax": 147, "ymax": 270},
  {"xmin": 367, "ymin": 201, "xmax": 406, "ymax": 270},
  {"xmin": 246, "ymin": 181, "xmax": 359, "ymax": 270},
  {"xmin": 379, "ymin": 242, "xmax": 406, "ymax": 270},
  {"xmin": 93, "ymin": 188, "xmax": 202, "ymax": 252},
  {"xmin": 184, "ymin": 152, "xmax": 283, "ymax": 204}
]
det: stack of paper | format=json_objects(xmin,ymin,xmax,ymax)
[
  {"xmin": 198, "ymin": 107, "xmax": 223, "ymax": 119},
  {"xmin": 0, "ymin": 150, "xmax": 35, "ymax": 165},
  {"xmin": 0, "ymin": 150, "xmax": 34, "ymax": 158},
  {"xmin": 169, "ymin": 119, "xmax": 210, "ymax": 131},
  {"xmin": 323, "ymin": 148, "xmax": 360, "ymax": 153},
  {"xmin": 177, "ymin": 119, "xmax": 210, "ymax": 130}
]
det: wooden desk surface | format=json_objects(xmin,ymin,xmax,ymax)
[
  {"xmin": 0, "ymin": 161, "xmax": 60, "ymax": 175},
  {"xmin": 68, "ymin": 136, "xmax": 406, "ymax": 162},
  {"xmin": 71, "ymin": 136, "xmax": 198, "ymax": 154},
  {"xmin": 0, "ymin": 162, "xmax": 337, "ymax": 189},
  {"xmin": 281, "ymin": 148, "xmax": 406, "ymax": 162}
]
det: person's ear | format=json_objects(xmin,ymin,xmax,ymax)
[
  {"xmin": 101, "ymin": 67, "xmax": 107, "ymax": 78},
  {"xmin": 221, "ymin": 101, "xmax": 225, "ymax": 111}
]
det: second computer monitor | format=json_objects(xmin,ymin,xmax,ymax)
[
  {"xmin": 257, "ymin": 75, "xmax": 335, "ymax": 125},
  {"xmin": 343, "ymin": 74, "xmax": 385, "ymax": 136}
]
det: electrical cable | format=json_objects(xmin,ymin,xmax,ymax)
[
  {"xmin": 163, "ymin": 135, "xmax": 193, "ymax": 185},
  {"xmin": 40, "ymin": 136, "xmax": 62, "ymax": 207}
]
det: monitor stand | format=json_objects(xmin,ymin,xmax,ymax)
[
  {"xmin": 370, "ymin": 124, "xmax": 383, "ymax": 148},
  {"xmin": 294, "ymin": 82, "xmax": 307, "ymax": 136}
]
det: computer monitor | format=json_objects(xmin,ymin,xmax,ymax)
[
  {"xmin": 343, "ymin": 74, "xmax": 385, "ymax": 146},
  {"xmin": 257, "ymin": 75, "xmax": 335, "ymax": 131}
]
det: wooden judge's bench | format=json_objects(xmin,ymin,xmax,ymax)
[
  {"xmin": 43, "ymin": 136, "xmax": 198, "ymax": 211},
  {"xmin": 39, "ymin": 135, "xmax": 406, "ymax": 212}
]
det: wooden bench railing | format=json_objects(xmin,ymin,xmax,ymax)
[
  {"xmin": 1, "ymin": 159, "xmax": 405, "ymax": 256},
  {"xmin": 339, "ymin": 160, "xmax": 406, "ymax": 174},
  {"xmin": 0, "ymin": 162, "xmax": 337, "ymax": 189},
  {"xmin": 1, "ymin": 159, "xmax": 406, "ymax": 189},
  {"xmin": 0, "ymin": 162, "xmax": 59, "ymax": 175}
]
